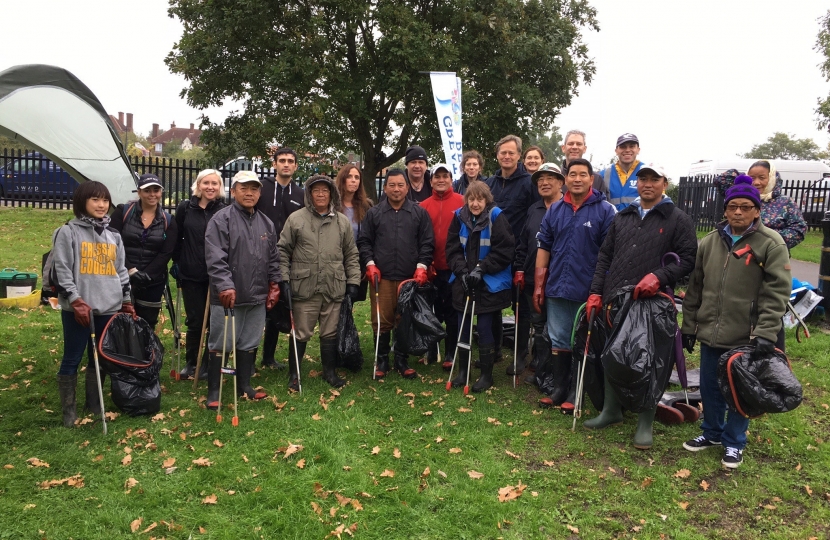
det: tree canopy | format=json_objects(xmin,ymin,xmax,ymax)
[
  {"xmin": 166, "ymin": 0, "xmax": 597, "ymax": 198},
  {"xmin": 528, "ymin": 127, "xmax": 565, "ymax": 165},
  {"xmin": 816, "ymin": 10, "xmax": 830, "ymax": 132},
  {"xmin": 741, "ymin": 132, "xmax": 828, "ymax": 161}
]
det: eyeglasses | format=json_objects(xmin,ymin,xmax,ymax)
[{"xmin": 726, "ymin": 204, "xmax": 756, "ymax": 212}]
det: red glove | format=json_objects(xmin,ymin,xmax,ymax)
[
  {"xmin": 219, "ymin": 289, "xmax": 236, "ymax": 309},
  {"xmin": 120, "ymin": 302, "xmax": 137, "ymax": 319},
  {"xmin": 413, "ymin": 267, "xmax": 428, "ymax": 286},
  {"xmin": 586, "ymin": 294, "xmax": 602, "ymax": 320},
  {"xmin": 513, "ymin": 271, "xmax": 525, "ymax": 291},
  {"xmin": 633, "ymin": 273, "xmax": 661, "ymax": 299},
  {"xmin": 266, "ymin": 282, "xmax": 280, "ymax": 311},
  {"xmin": 71, "ymin": 298, "xmax": 92, "ymax": 327},
  {"xmin": 532, "ymin": 268, "xmax": 548, "ymax": 314},
  {"xmin": 365, "ymin": 264, "xmax": 381, "ymax": 286}
]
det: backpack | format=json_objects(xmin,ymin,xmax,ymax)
[{"xmin": 41, "ymin": 222, "xmax": 71, "ymax": 299}]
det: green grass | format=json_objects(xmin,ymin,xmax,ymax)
[
  {"xmin": 0, "ymin": 207, "xmax": 829, "ymax": 539},
  {"xmin": 790, "ymin": 230, "xmax": 822, "ymax": 264}
]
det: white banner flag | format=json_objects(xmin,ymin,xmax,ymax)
[{"xmin": 429, "ymin": 72, "xmax": 463, "ymax": 179}]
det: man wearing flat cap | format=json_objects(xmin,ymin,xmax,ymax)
[{"xmin": 598, "ymin": 133, "xmax": 644, "ymax": 210}]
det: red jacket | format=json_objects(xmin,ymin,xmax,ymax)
[{"xmin": 421, "ymin": 188, "xmax": 464, "ymax": 270}]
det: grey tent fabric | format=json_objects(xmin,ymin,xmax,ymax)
[{"xmin": 0, "ymin": 64, "xmax": 136, "ymax": 203}]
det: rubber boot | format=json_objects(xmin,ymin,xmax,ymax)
[
  {"xmin": 261, "ymin": 324, "xmax": 286, "ymax": 369},
  {"xmin": 507, "ymin": 314, "xmax": 531, "ymax": 375},
  {"xmin": 442, "ymin": 322, "xmax": 458, "ymax": 371},
  {"xmin": 394, "ymin": 350, "xmax": 417, "ymax": 379},
  {"xmin": 584, "ymin": 376, "xmax": 624, "ymax": 429},
  {"xmin": 451, "ymin": 349, "xmax": 470, "ymax": 388},
  {"xmin": 559, "ymin": 354, "xmax": 580, "ymax": 415},
  {"xmin": 84, "ymin": 363, "xmax": 105, "ymax": 415},
  {"xmin": 425, "ymin": 341, "xmax": 438, "ymax": 365},
  {"xmin": 179, "ymin": 329, "xmax": 208, "ymax": 380},
  {"xmin": 205, "ymin": 351, "xmax": 222, "ymax": 410},
  {"xmin": 524, "ymin": 332, "xmax": 546, "ymax": 384},
  {"xmin": 633, "ymin": 407, "xmax": 657, "ymax": 450},
  {"xmin": 549, "ymin": 351, "xmax": 572, "ymax": 405},
  {"xmin": 472, "ymin": 345, "xmax": 495, "ymax": 393},
  {"xmin": 320, "ymin": 338, "xmax": 346, "ymax": 388},
  {"xmin": 288, "ymin": 340, "xmax": 307, "ymax": 391},
  {"xmin": 374, "ymin": 332, "xmax": 391, "ymax": 378},
  {"xmin": 536, "ymin": 345, "xmax": 555, "ymax": 408},
  {"xmin": 236, "ymin": 349, "xmax": 267, "ymax": 400},
  {"xmin": 57, "ymin": 374, "xmax": 77, "ymax": 428}
]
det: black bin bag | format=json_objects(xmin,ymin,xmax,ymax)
[
  {"xmin": 395, "ymin": 281, "xmax": 447, "ymax": 356},
  {"xmin": 337, "ymin": 296, "xmax": 364, "ymax": 372},
  {"xmin": 571, "ymin": 307, "xmax": 609, "ymax": 411},
  {"xmin": 717, "ymin": 346, "xmax": 802, "ymax": 418},
  {"xmin": 601, "ymin": 286, "xmax": 676, "ymax": 413},
  {"xmin": 98, "ymin": 313, "xmax": 164, "ymax": 416}
]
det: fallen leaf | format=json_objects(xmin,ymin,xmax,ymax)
[
  {"xmin": 37, "ymin": 474, "xmax": 85, "ymax": 490},
  {"xmin": 531, "ymin": 491, "xmax": 538, "ymax": 497},
  {"xmin": 296, "ymin": 458, "xmax": 306, "ymax": 469},
  {"xmin": 105, "ymin": 411, "xmax": 119, "ymax": 420},
  {"xmin": 121, "ymin": 454, "xmax": 132, "ymax": 466},
  {"xmin": 505, "ymin": 450, "xmax": 520, "ymax": 459},
  {"xmin": 467, "ymin": 470, "xmax": 484, "ymax": 479},
  {"xmin": 762, "ymin": 504, "xmax": 776, "ymax": 510},
  {"xmin": 350, "ymin": 499, "xmax": 363, "ymax": 511},
  {"xmin": 311, "ymin": 501, "xmax": 322, "ymax": 516},
  {"xmin": 130, "ymin": 517, "xmax": 143, "ymax": 533},
  {"xmin": 241, "ymin": 455, "xmax": 249, "ymax": 463},
  {"xmin": 23, "ymin": 504, "xmax": 35, "ymax": 510},
  {"xmin": 677, "ymin": 501, "xmax": 689, "ymax": 510},
  {"xmin": 521, "ymin": 430, "xmax": 531, "ymax": 437},
  {"xmin": 199, "ymin": 526, "xmax": 207, "ymax": 534},
  {"xmin": 543, "ymin": 460, "xmax": 555, "ymax": 467},
  {"xmin": 641, "ymin": 477, "xmax": 653, "ymax": 488},
  {"xmin": 437, "ymin": 470, "xmax": 447, "ymax": 478},
  {"xmin": 283, "ymin": 443, "xmax": 304, "ymax": 459},
  {"xmin": 202, "ymin": 494, "xmax": 218, "ymax": 505},
  {"xmin": 567, "ymin": 524, "xmax": 579, "ymax": 533},
  {"xmin": 805, "ymin": 485, "xmax": 813, "ymax": 496},
  {"xmin": 151, "ymin": 413, "xmax": 165, "ymax": 422},
  {"xmin": 449, "ymin": 447, "xmax": 462, "ymax": 454},
  {"xmin": 140, "ymin": 522, "xmax": 157, "ymax": 534},
  {"xmin": 26, "ymin": 458, "xmax": 49, "ymax": 468},
  {"xmin": 342, "ymin": 466, "xmax": 351, "ymax": 471},
  {"xmin": 700, "ymin": 480, "xmax": 709, "ymax": 491},
  {"xmin": 498, "ymin": 481, "xmax": 527, "ymax": 502},
  {"xmin": 213, "ymin": 439, "xmax": 224, "ymax": 448},
  {"xmin": 162, "ymin": 458, "xmax": 176, "ymax": 468},
  {"xmin": 165, "ymin": 467, "xmax": 177, "ymax": 475},
  {"xmin": 457, "ymin": 407, "xmax": 472, "ymax": 413},
  {"xmin": 674, "ymin": 469, "xmax": 691, "ymax": 479},
  {"xmin": 379, "ymin": 469, "xmax": 395, "ymax": 478},
  {"xmin": 192, "ymin": 457, "xmax": 212, "ymax": 467},
  {"xmin": 421, "ymin": 467, "xmax": 430, "ymax": 478},
  {"xmin": 435, "ymin": 436, "xmax": 444, "ymax": 443},
  {"xmin": 371, "ymin": 446, "xmax": 380, "ymax": 455},
  {"xmin": 393, "ymin": 448, "xmax": 401, "ymax": 459},
  {"xmin": 312, "ymin": 413, "xmax": 322, "ymax": 421},
  {"xmin": 422, "ymin": 411, "xmax": 433, "ymax": 416},
  {"xmin": 796, "ymin": 463, "xmax": 802, "ymax": 471},
  {"xmin": 3, "ymin": 464, "xmax": 13, "ymax": 469},
  {"xmin": 124, "ymin": 478, "xmax": 139, "ymax": 491}
]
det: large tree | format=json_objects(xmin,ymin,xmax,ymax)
[
  {"xmin": 816, "ymin": 9, "xmax": 830, "ymax": 131},
  {"xmin": 167, "ymin": 0, "xmax": 597, "ymax": 198},
  {"xmin": 741, "ymin": 132, "xmax": 827, "ymax": 161}
]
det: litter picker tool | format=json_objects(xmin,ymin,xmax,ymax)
[
  {"xmin": 216, "ymin": 308, "xmax": 230, "ymax": 423},
  {"xmin": 572, "ymin": 309, "xmax": 596, "ymax": 431},
  {"xmin": 192, "ymin": 290, "xmax": 211, "ymax": 391},
  {"xmin": 446, "ymin": 294, "xmax": 471, "ymax": 391},
  {"xmin": 512, "ymin": 286, "xmax": 520, "ymax": 389},
  {"xmin": 288, "ymin": 291, "xmax": 303, "ymax": 394},
  {"xmin": 464, "ymin": 295, "xmax": 476, "ymax": 395},
  {"xmin": 89, "ymin": 326, "xmax": 107, "ymax": 435},
  {"xmin": 163, "ymin": 281, "xmax": 180, "ymax": 363},
  {"xmin": 170, "ymin": 281, "xmax": 183, "ymax": 380},
  {"xmin": 372, "ymin": 276, "xmax": 381, "ymax": 381},
  {"xmin": 230, "ymin": 309, "xmax": 239, "ymax": 427}
]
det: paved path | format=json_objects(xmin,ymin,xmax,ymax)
[{"xmin": 792, "ymin": 259, "xmax": 820, "ymax": 286}]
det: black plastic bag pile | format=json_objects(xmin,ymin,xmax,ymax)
[
  {"xmin": 395, "ymin": 281, "xmax": 446, "ymax": 356},
  {"xmin": 337, "ymin": 296, "xmax": 364, "ymax": 372},
  {"xmin": 717, "ymin": 345, "xmax": 802, "ymax": 418},
  {"xmin": 601, "ymin": 286, "xmax": 676, "ymax": 413},
  {"xmin": 98, "ymin": 313, "xmax": 164, "ymax": 416}
]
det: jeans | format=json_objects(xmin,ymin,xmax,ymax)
[
  {"xmin": 699, "ymin": 343, "xmax": 749, "ymax": 450},
  {"xmin": 58, "ymin": 310, "xmax": 114, "ymax": 375},
  {"xmin": 545, "ymin": 297, "xmax": 581, "ymax": 350}
]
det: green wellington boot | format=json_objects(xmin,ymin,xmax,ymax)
[
  {"xmin": 583, "ymin": 376, "xmax": 623, "ymax": 429},
  {"xmin": 633, "ymin": 406, "xmax": 657, "ymax": 450}
]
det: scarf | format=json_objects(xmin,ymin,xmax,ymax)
[
  {"xmin": 79, "ymin": 214, "xmax": 111, "ymax": 235},
  {"xmin": 748, "ymin": 160, "xmax": 777, "ymax": 203}
]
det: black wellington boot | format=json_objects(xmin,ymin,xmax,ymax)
[
  {"xmin": 442, "ymin": 322, "xmax": 458, "ymax": 371},
  {"xmin": 559, "ymin": 354, "xmax": 580, "ymax": 415},
  {"xmin": 525, "ymin": 332, "xmax": 547, "ymax": 384},
  {"xmin": 374, "ymin": 332, "xmax": 391, "ymax": 378},
  {"xmin": 394, "ymin": 351, "xmax": 418, "ymax": 379},
  {"xmin": 320, "ymin": 338, "xmax": 346, "ymax": 388},
  {"xmin": 237, "ymin": 349, "xmax": 267, "ymax": 400},
  {"xmin": 288, "ymin": 340, "xmax": 307, "ymax": 392},
  {"xmin": 57, "ymin": 374, "xmax": 77, "ymax": 428},
  {"xmin": 548, "ymin": 351, "xmax": 572, "ymax": 406},
  {"xmin": 179, "ymin": 330, "xmax": 204, "ymax": 380},
  {"xmin": 205, "ymin": 351, "xmax": 222, "ymax": 410},
  {"xmin": 507, "ymin": 314, "xmax": 531, "ymax": 375},
  {"xmin": 84, "ymin": 363, "xmax": 105, "ymax": 415},
  {"xmin": 451, "ymin": 348, "xmax": 470, "ymax": 388},
  {"xmin": 261, "ymin": 325, "xmax": 286, "ymax": 369},
  {"xmin": 472, "ymin": 345, "xmax": 495, "ymax": 393}
]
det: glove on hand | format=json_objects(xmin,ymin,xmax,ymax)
[
  {"xmin": 681, "ymin": 333, "xmax": 696, "ymax": 353},
  {"xmin": 586, "ymin": 294, "xmax": 603, "ymax": 320},
  {"xmin": 130, "ymin": 270, "xmax": 153, "ymax": 289},
  {"xmin": 751, "ymin": 336, "xmax": 775, "ymax": 359},
  {"xmin": 512, "ymin": 271, "xmax": 525, "ymax": 291},
  {"xmin": 532, "ymin": 268, "xmax": 548, "ymax": 314},
  {"xmin": 169, "ymin": 263, "xmax": 179, "ymax": 280},
  {"xmin": 365, "ymin": 265, "xmax": 381, "ymax": 286},
  {"xmin": 71, "ymin": 298, "xmax": 92, "ymax": 327},
  {"xmin": 467, "ymin": 266, "xmax": 484, "ymax": 288},
  {"xmin": 266, "ymin": 282, "xmax": 280, "ymax": 311},
  {"xmin": 120, "ymin": 302, "xmax": 137, "ymax": 319},
  {"xmin": 219, "ymin": 289, "xmax": 236, "ymax": 309},
  {"xmin": 346, "ymin": 284, "xmax": 360, "ymax": 302},
  {"xmin": 413, "ymin": 268, "xmax": 428, "ymax": 286},
  {"xmin": 633, "ymin": 273, "xmax": 661, "ymax": 299}
]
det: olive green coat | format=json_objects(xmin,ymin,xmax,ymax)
[
  {"xmin": 278, "ymin": 181, "xmax": 361, "ymax": 302},
  {"xmin": 682, "ymin": 219, "xmax": 791, "ymax": 349}
]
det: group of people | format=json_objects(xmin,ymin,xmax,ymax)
[{"xmin": 51, "ymin": 132, "xmax": 800, "ymax": 470}]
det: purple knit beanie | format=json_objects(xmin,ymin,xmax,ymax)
[{"xmin": 725, "ymin": 175, "xmax": 761, "ymax": 208}]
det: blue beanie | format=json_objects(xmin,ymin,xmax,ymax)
[{"xmin": 725, "ymin": 175, "xmax": 761, "ymax": 208}]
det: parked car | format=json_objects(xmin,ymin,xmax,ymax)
[{"xmin": 0, "ymin": 152, "xmax": 79, "ymax": 200}]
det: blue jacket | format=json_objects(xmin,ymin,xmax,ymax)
[
  {"xmin": 486, "ymin": 163, "xmax": 539, "ymax": 243},
  {"xmin": 536, "ymin": 189, "xmax": 616, "ymax": 302}
]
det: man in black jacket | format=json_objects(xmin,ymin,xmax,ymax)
[
  {"xmin": 582, "ymin": 163, "xmax": 697, "ymax": 450},
  {"xmin": 404, "ymin": 145, "xmax": 432, "ymax": 203},
  {"xmin": 255, "ymin": 147, "xmax": 304, "ymax": 369},
  {"xmin": 357, "ymin": 169, "xmax": 435, "ymax": 379}
]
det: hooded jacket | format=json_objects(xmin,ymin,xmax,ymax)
[
  {"xmin": 172, "ymin": 196, "xmax": 227, "ymax": 283},
  {"xmin": 485, "ymin": 162, "xmax": 539, "ymax": 243},
  {"xmin": 205, "ymin": 201, "xmax": 282, "ymax": 307},
  {"xmin": 52, "ymin": 219, "xmax": 131, "ymax": 315},
  {"xmin": 357, "ymin": 197, "xmax": 435, "ymax": 280},
  {"xmin": 256, "ymin": 177, "xmax": 304, "ymax": 234},
  {"xmin": 446, "ymin": 204, "xmax": 515, "ymax": 314},
  {"xmin": 682, "ymin": 219, "xmax": 791, "ymax": 348},
  {"xmin": 420, "ymin": 187, "xmax": 464, "ymax": 271},
  {"xmin": 590, "ymin": 196, "xmax": 697, "ymax": 300},
  {"xmin": 536, "ymin": 189, "xmax": 616, "ymax": 302},
  {"xmin": 278, "ymin": 178, "xmax": 361, "ymax": 302}
]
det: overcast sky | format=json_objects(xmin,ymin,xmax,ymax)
[{"xmin": 1, "ymin": 0, "xmax": 829, "ymax": 181}]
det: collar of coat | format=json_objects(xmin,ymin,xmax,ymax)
[
  {"xmin": 379, "ymin": 197, "xmax": 415, "ymax": 213},
  {"xmin": 618, "ymin": 198, "xmax": 675, "ymax": 218}
]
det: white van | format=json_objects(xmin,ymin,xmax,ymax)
[{"xmin": 688, "ymin": 159, "xmax": 830, "ymax": 181}]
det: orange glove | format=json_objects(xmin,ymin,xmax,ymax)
[
  {"xmin": 532, "ymin": 268, "xmax": 548, "ymax": 314},
  {"xmin": 219, "ymin": 289, "xmax": 236, "ymax": 309},
  {"xmin": 413, "ymin": 268, "xmax": 428, "ymax": 286},
  {"xmin": 266, "ymin": 282, "xmax": 280, "ymax": 311},
  {"xmin": 365, "ymin": 265, "xmax": 381, "ymax": 286},
  {"xmin": 71, "ymin": 298, "xmax": 92, "ymax": 327},
  {"xmin": 586, "ymin": 294, "xmax": 602, "ymax": 320},
  {"xmin": 633, "ymin": 273, "xmax": 661, "ymax": 299},
  {"xmin": 513, "ymin": 271, "xmax": 525, "ymax": 291},
  {"xmin": 120, "ymin": 302, "xmax": 137, "ymax": 319}
]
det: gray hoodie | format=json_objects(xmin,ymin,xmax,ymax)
[{"xmin": 52, "ymin": 219, "xmax": 131, "ymax": 315}]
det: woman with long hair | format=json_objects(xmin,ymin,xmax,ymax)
[
  {"xmin": 335, "ymin": 164, "xmax": 373, "ymax": 242},
  {"xmin": 170, "ymin": 169, "xmax": 228, "ymax": 379},
  {"xmin": 52, "ymin": 181, "xmax": 134, "ymax": 427}
]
